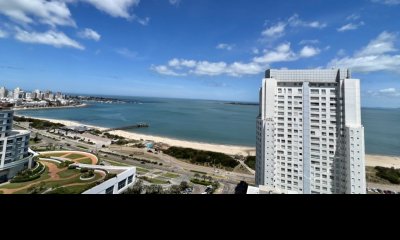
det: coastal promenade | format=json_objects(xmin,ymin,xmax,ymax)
[{"xmin": 13, "ymin": 115, "xmax": 400, "ymax": 168}]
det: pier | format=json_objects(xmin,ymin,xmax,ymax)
[{"xmin": 103, "ymin": 123, "xmax": 149, "ymax": 132}]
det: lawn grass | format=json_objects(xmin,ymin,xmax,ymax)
[
  {"xmin": 162, "ymin": 173, "xmax": 180, "ymax": 179},
  {"xmin": 105, "ymin": 159, "xmax": 132, "ymax": 167},
  {"xmin": 137, "ymin": 167, "xmax": 149, "ymax": 172},
  {"xmin": 57, "ymin": 169, "xmax": 80, "ymax": 179},
  {"xmin": 140, "ymin": 176, "xmax": 170, "ymax": 185},
  {"xmin": 77, "ymin": 145, "xmax": 89, "ymax": 150},
  {"xmin": 0, "ymin": 167, "xmax": 51, "ymax": 190},
  {"xmin": 153, "ymin": 171, "xmax": 163, "ymax": 175},
  {"xmin": 40, "ymin": 152, "xmax": 67, "ymax": 158},
  {"xmin": 47, "ymin": 185, "xmax": 93, "ymax": 194},
  {"xmin": 0, "ymin": 190, "xmax": 3, "ymax": 194},
  {"xmin": 64, "ymin": 153, "xmax": 87, "ymax": 160},
  {"xmin": 77, "ymin": 158, "xmax": 93, "ymax": 164},
  {"xmin": 14, "ymin": 172, "xmax": 104, "ymax": 194}
]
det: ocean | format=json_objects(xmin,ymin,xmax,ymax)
[{"xmin": 15, "ymin": 97, "xmax": 400, "ymax": 156}]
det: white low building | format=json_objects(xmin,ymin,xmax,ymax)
[{"xmin": 72, "ymin": 164, "xmax": 136, "ymax": 194}]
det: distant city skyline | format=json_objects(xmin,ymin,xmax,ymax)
[{"xmin": 0, "ymin": 0, "xmax": 400, "ymax": 107}]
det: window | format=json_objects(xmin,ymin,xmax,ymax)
[
  {"xmin": 106, "ymin": 186, "xmax": 114, "ymax": 194},
  {"xmin": 118, "ymin": 179, "xmax": 126, "ymax": 190},
  {"xmin": 128, "ymin": 175, "xmax": 134, "ymax": 184}
]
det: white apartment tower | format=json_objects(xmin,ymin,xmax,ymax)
[
  {"xmin": 256, "ymin": 69, "xmax": 366, "ymax": 194},
  {"xmin": 0, "ymin": 107, "xmax": 34, "ymax": 183}
]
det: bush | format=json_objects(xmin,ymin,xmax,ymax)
[
  {"xmin": 59, "ymin": 160, "xmax": 75, "ymax": 168},
  {"xmin": 245, "ymin": 156, "xmax": 256, "ymax": 170},
  {"xmin": 81, "ymin": 170, "xmax": 95, "ymax": 179},
  {"xmin": 164, "ymin": 147, "xmax": 239, "ymax": 169},
  {"xmin": 13, "ymin": 116, "xmax": 65, "ymax": 130},
  {"xmin": 375, "ymin": 167, "xmax": 400, "ymax": 184},
  {"xmin": 11, "ymin": 163, "xmax": 45, "ymax": 183},
  {"xmin": 104, "ymin": 173, "xmax": 117, "ymax": 181}
]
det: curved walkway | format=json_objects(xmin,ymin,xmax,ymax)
[
  {"xmin": 39, "ymin": 151, "xmax": 99, "ymax": 165},
  {"xmin": 1, "ymin": 151, "xmax": 101, "ymax": 194}
]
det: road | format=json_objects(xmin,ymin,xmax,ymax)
[{"xmin": 15, "ymin": 122, "xmax": 255, "ymax": 194}]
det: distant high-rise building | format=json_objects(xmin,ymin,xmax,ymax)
[
  {"xmin": 0, "ymin": 87, "xmax": 7, "ymax": 99},
  {"xmin": 6, "ymin": 91, "xmax": 13, "ymax": 99},
  {"xmin": 13, "ymin": 87, "xmax": 21, "ymax": 100},
  {"xmin": 25, "ymin": 92, "xmax": 32, "ymax": 100},
  {"xmin": 0, "ymin": 107, "xmax": 34, "ymax": 183},
  {"xmin": 256, "ymin": 69, "xmax": 366, "ymax": 194}
]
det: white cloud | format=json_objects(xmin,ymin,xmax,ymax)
[
  {"xmin": 116, "ymin": 48, "xmax": 137, "ymax": 59},
  {"xmin": 288, "ymin": 14, "xmax": 327, "ymax": 29},
  {"xmin": 216, "ymin": 43, "xmax": 234, "ymax": 51},
  {"xmin": 78, "ymin": 28, "xmax": 101, "ymax": 41},
  {"xmin": 261, "ymin": 14, "xmax": 326, "ymax": 41},
  {"xmin": 356, "ymin": 31, "xmax": 397, "ymax": 56},
  {"xmin": 262, "ymin": 22, "xmax": 286, "ymax": 38},
  {"xmin": 299, "ymin": 39, "xmax": 319, "ymax": 45},
  {"xmin": 83, "ymin": 0, "xmax": 140, "ymax": 19},
  {"xmin": 371, "ymin": 0, "xmax": 400, "ymax": 5},
  {"xmin": 337, "ymin": 49, "xmax": 346, "ymax": 56},
  {"xmin": 0, "ymin": 0, "xmax": 76, "ymax": 27},
  {"xmin": 368, "ymin": 88, "xmax": 400, "ymax": 97},
  {"xmin": 153, "ymin": 42, "xmax": 321, "ymax": 77},
  {"xmin": 14, "ymin": 28, "xmax": 84, "ymax": 49},
  {"xmin": 300, "ymin": 46, "xmax": 321, "ymax": 57},
  {"xmin": 253, "ymin": 43, "xmax": 296, "ymax": 64},
  {"xmin": 168, "ymin": 58, "xmax": 197, "ymax": 68},
  {"xmin": 0, "ymin": 28, "xmax": 8, "ymax": 38},
  {"xmin": 347, "ymin": 14, "xmax": 360, "ymax": 21},
  {"xmin": 169, "ymin": 0, "xmax": 181, "ymax": 6},
  {"xmin": 137, "ymin": 17, "xmax": 150, "ymax": 26},
  {"xmin": 380, "ymin": 88, "xmax": 396, "ymax": 93},
  {"xmin": 151, "ymin": 65, "xmax": 185, "ymax": 76},
  {"xmin": 328, "ymin": 31, "xmax": 400, "ymax": 73},
  {"xmin": 252, "ymin": 48, "xmax": 260, "ymax": 54},
  {"xmin": 337, "ymin": 22, "xmax": 365, "ymax": 32}
]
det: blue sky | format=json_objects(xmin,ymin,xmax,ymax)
[{"xmin": 0, "ymin": 0, "xmax": 399, "ymax": 107}]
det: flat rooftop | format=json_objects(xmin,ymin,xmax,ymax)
[{"xmin": 265, "ymin": 69, "xmax": 351, "ymax": 83}]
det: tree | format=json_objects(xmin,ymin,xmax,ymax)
[
  {"xmin": 33, "ymin": 133, "xmax": 41, "ymax": 143},
  {"xmin": 145, "ymin": 185, "xmax": 164, "ymax": 194},
  {"xmin": 234, "ymin": 181, "xmax": 249, "ymax": 194},
  {"xmin": 179, "ymin": 181, "xmax": 189, "ymax": 191},
  {"xmin": 202, "ymin": 175, "xmax": 207, "ymax": 182},
  {"xmin": 168, "ymin": 185, "xmax": 182, "ymax": 194},
  {"xmin": 194, "ymin": 173, "xmax": 200, "ymax": 179},
  {"xmin": 125, "ymin": 180, "xmax": 144, "ymax": 194}
]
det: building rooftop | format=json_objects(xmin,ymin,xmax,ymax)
[
  {"xmin": 8, "ymin": 130, "xmax": 31, "ymax": 136},
  {"xmin": 265, "ymin": 69, "xmax": 351, "ymax": 83}
]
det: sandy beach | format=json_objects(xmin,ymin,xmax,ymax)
[
  {"xmin": 14, "ymin": 116, "xmax": 256, "ymax": 156},
  {"xmin": 14, "ymin": 115, "xmax": 400, "ymax": 166},
  {"xmin": 365, "ymin": 155, "xmax": 400, "ymax": 169}
]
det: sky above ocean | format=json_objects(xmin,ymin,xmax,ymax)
[{"xmin": 0, "ymin": 0, "xmax": 400, "ymax": 107}]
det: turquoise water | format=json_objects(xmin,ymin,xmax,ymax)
[{"xmin": 16, "ymin": 97, "xmax": 400, "ymax": 156}]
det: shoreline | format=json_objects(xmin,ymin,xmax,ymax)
[
  {"xmin": 13, "ymin": 115, "xmax": 400, "ymax": 166},
  {"xmin": 14, "ymin": 115, "xmax": 256, "ymax": 156},
  {"xmin": 13, "ymin": 103, "xmax": 88, "ymax": 111}
]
